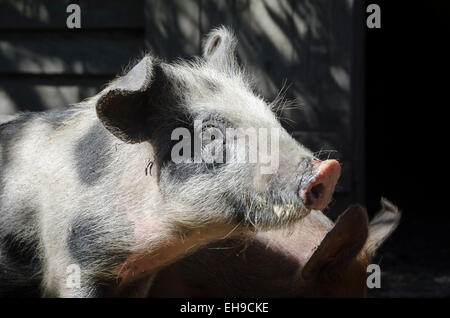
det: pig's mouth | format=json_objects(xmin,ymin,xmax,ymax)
[
  {"xmin": 235, "ymin": 159, "xmax": 341, "ymax": 230},
  {"xmin": 272, "ymin": 203, "xmax": 310, "ymax": 219},
  {"xmin": 230, "ymin": 190, "xmax": 311, "ymax": 230}
]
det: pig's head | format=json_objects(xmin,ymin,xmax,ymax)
[{"xmin": 95, "ymin": 27, "xmax": 341, "ymax": 232}]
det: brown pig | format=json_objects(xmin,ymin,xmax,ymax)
[{"xmin": 148, "ymin": 199, "xmax": 400, "ymax": 297}]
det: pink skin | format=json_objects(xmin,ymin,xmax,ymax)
[{"xmin": 300, "ymin": 159, "xmax": 341, "ymax": 210}]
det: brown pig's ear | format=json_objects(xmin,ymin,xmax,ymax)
[
  {"xmin": 96, "ymin": 55, "xmax": 159, "ymax": 143},
  {"xmin": 364, "ymin": 198, "xmax": 401, "ymax": 256},
  {"xmin": 202, "ymin": 26, "xmax": 238, "ymax": 72},
  {"xmin": 302, "ymin": 205, "xmax": 369, "ymax": 281}
]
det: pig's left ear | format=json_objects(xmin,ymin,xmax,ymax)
[
  {"xmin": 364, "ymin": 198, "xmax": 401, "ymax": 256},
  {"xmin": 301, "ymin": 205, "xmax": 369, "ymax": 281},
  {"xmin": 96, "ymin": 55, "xmax": 156, "ymax": 143},
  {"xmin": 202, "ymin": 26, "xmax": 238, "ymax": 72}
]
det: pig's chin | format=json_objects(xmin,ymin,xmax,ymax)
[
  {"xmin": 230, "ymin": 190, "xmax": 310, "ymax": 231},
  {"xmin": 272, "ymin": 203, "xmax": 312, "ymax": 220}
]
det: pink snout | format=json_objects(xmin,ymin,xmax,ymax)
[{"xmin": 300, "ymin": 159, "xmax": 341, "ymax": 210}]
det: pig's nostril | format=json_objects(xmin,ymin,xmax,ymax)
[
  {"xmin": 299, "ymin": 159, "xmax": 341, "ymax": 210},
  {"xmin": 310, "ymin": 183, "xmax": 324, "ymax": 201}
]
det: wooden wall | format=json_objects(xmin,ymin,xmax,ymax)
[{"xmin": 0, "ymin": 0, "xmax": 365, "ymax": 217}]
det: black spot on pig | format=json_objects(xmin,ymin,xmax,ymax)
[
  {"xmin": 163, "ymin": 161, "xmax": 222, "ymax": 184},
  {"xmin": 68, "ymin": 215, "xmax": 133, "ymax": 270},
  {"xmin": 0, "ymin": 229, "xmax": 43, "ymax": 297},
  {"xmin": 74, "ymin": 123, "xmax": 114, "ymax": 185},
  {"xmin": 154, "ymin": 113, "xmax": 231, "ymax": 182},
  {"xmin": 151, "ymin": 124, "xmax": 182, "ymax": 175},
  {"xmin": 1, "ymin": 233, "xmax": 40, "ymax": 268},
  {"xmin": 68, "ymin": 217, "xmax": 100, "ymax": 267},
  {"xmin": 0, "ymin": 271, "xmax": 42, "ymax": 297}
]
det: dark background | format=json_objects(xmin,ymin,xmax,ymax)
[
  {"xmin": 366, "ymin": 0, "xmax": 450, "ymax": 297},
  {"xmin": 0, "ymin": 0, "xmax": 449, "ymax": 297}
]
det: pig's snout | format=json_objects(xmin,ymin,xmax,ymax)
[{"xmin": 299, "ymin": 159, "xmax": 341, "ymax": 210}]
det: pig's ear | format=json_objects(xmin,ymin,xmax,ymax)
[
  {"xmin": 364, "ymin": 198, "xmax": 401, "ymax": 256},
  {"xmin": 96, "ymin": 55, "xmax": 156, "ymax": 143},
  {"xmin": 202, "ymin": 26, "xmax": 238, "ymax": 72},
  {"xmin": 302, "ymin": 205, "xmax": 369, "ymax": 281}
]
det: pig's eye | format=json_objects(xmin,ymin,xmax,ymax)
[{"xmin": 201, "ymin": 126, "xmax": 225, "ymax": 145}]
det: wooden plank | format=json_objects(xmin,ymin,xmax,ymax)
[
  {"xmin": 0, "ymin": 76, "xmax": 111, "ymax": 113},
  {"xmin": 0, "ymin": 31, "xmax": 145, "ymax": 75},
  {"xmin": 145, "ymin": 0, "xmax": 201, "ymax": 61},
  {"xmin": 0, "ymin": 0, "xmax": 144, "ymax": 30}
]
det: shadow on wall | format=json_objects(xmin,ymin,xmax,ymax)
[
  {"xmin": 0, "ymin": 0, "xmax": 354, "ymax": 133},
  {"xmin": 146, "ymin": 0, "xmax": 354, "ymax": 134}
]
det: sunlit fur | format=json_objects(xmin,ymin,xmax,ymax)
[{"xmin": 1, "ymin": 27, "xmax": 317, "ymax": 297}]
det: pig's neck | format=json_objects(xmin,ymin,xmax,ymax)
[
  {"xmin": 256, "ymin": 210, "xmax": 333, "ymax": 268},
  {"xmin": 111, "ymin": 141, "xmax": 241, "ymax": 288},
  {"xmin": 116, "ymin": 223, "xmax": 239, "ymax": 289}
]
